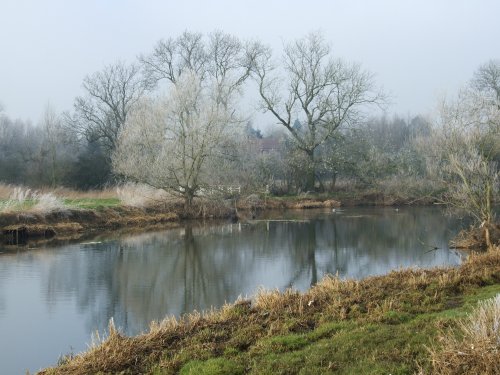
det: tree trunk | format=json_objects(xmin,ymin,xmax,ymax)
[
  {"xmin": 484, "ymin": 225, "xmax": 492, "ymax": 250},
  {"xmin": 484, "ymin": 183, "xmax": 493, "ymax": 251},
  {"xmin": 184, "ymin": 190, "xmax": 194, "ymax": 212},
  {"xmin": 331, "ymin": 171, "xmax": 338, "ymax": 192},
  {"xmin": 305, "ymin": 150, "xmax": 316, "ymax": 191}
]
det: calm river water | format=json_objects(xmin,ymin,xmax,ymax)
[{"xmin": 0, "ymin": 207, "xmax": 467, "ymax": 374}]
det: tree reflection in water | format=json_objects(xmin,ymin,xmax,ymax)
[{"xmin": 35, "ymin": 207, "xmax": 465, "ymax": 337}]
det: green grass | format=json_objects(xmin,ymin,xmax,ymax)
[
  {"xmin": 176, "ymin": 285, "xmax": 500, "ymax": 375},
  {"xmin": 179, "ymin": 358, "xmax": 245, "ymax": 375},
  {"xmin": 1, "ymin": 197, "xmax": 121, "ymax": 212},
  {"xmin": 63, "ymin": 198, "xmax": 121, "ymax": 210},
  {"xmin": 144, "ymin": 285, "xmax": 500, "ymax": 375}
]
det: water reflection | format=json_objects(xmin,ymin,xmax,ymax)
[
  {"xmin": 38, "ymin": 207, "xmax": 464, "ymax": 335},
  {"xmin": 0, "ymin": 207, "xmax": 466, "ymax": 374}
]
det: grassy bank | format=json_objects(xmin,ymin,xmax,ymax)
[
  {"xmin": 38, "ymin": 250, "xmax": 500, "ymax": 375},
  {"xmin": 1, "ymin": 183, "xmax": 497, "ymax": 251},
  {"xmin": 0, "ymin": 184, "xmax": 342, "ymax": 244}
]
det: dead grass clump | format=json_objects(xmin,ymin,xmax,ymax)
[
  {"xmin": 308, "ymin": 276, "xmax": 360, "ymax": 308},
  {"xmin": 254, "ymin": 288, "xmax": 305, "ymax": 315},
  {"xmin": 452, "ymin": 224, "xmax": 500, "ymax": 251},
  {"xmin": 429, "ymin": 294, "xmax": 500, "ymax": 375},
  {"xmin": 322, "ymin": 199, "xmax": 341, "ymax": 208},
  {"xmin": 452, "ymin": 227, "xmax": 486, "ymax": 250},
  {"xmin": 237, "ymin": 194, "xmax": 263, "ymax": 209},
  {"xmin": 290, "ymin": 199, "xmax": 340, "ymax": 209},
  {"xmin": 458, "ymin": 251, "xmax": 500, "ymax": 283},
  {"xmin": 0, "ymin": 186, "xmax": 67, "ymax": 214},
  {"xmin": 50, "ymin": 187, "xmax": 118, "ymax": 200},
  {"xmin": 50, "ymin": 320, "xmax": 140, "ymax": 374},
  {"xmin": 0, "ymin": 183, "xmax": 13, "ymax": 199},
  {"xmin": 0, "ymin": 183, "xmax": 119, "ymax": 201},
  {"xmin": 182, "ymin": 198, "xmax": 235, "ymax": 219},
  {"xmin": 31, "ymin": 193, "xmax": 67, "ymax": 213},
  {"xmin": 116, "ymin": 183, "xmax": 170, "ymax": 208}
]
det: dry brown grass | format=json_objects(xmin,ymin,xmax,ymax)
[
  {"xmin": 0, "ymin": 186, "xmax": 67, "ymax": 214},
  {"xmin": 428, "ymin": 293, "xmax": 500, "ymax": 374},
  {"xmin": 47, "ymin": 187, "xmax": 118, "ymax": 200},
  {"xmin": 0, "ymin": 183, "xmax": 118, "ymax": 200},
  {"xmin": 116, "ymin": 183, "xmax": 170, "ymax": 208},
  {"xmin": 290, "ymin": 199, "xmax": 341, "ymax": 209},
  {"xmin": 452, "ymin": 224, "xmax": 500, "ymax": 251},
  {"xmin": 38, "ymin": 251, "xmax": 500, "ymax": 375},
  {"xmin": 0, "ymin": 183, "xmax": 13, "ymax": 199}
]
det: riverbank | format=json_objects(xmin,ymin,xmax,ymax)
[
  {"xmin": 38, "ymin": 250, "xmax": 500, "ymax": 374},
  {"xmin": 0, "ymin": 195, "xmax": 340, "ymax": 245},
  {"xmin": 1, "ymin": 187, "xmax": 435, "ymax": 245}
]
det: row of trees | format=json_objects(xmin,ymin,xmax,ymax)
[
  {"xmin": 0, "ymin": 106, "xmax": 110, "ymax": 188},
  {"xmin": 0, "ymin": 31, "xmax": 498, "ymax": 244},
  {"xmin": 1, "ymin": 31, "xmax": 384, "ymax": 193}
]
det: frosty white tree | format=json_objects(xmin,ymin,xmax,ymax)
[
  {"xmin": 113, "ymin": 72, "xmax": 237, "ymax": 209},
  {"xmin": 113, "ymin": 32, "xmax": 264, "ymax": 208},
  {"xmin": 421, "ymin": 87, "xmax": 499, "ymax": 249},
  {"xmin": 472, "ymin": 59, "xmax": 500, "ymax": 109}
]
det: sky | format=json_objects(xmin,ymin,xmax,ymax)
[{"xmin": 0, "ymin": 0, "xmax": 499, "ymax": 126}]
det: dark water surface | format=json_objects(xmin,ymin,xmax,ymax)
[{"xmin": 0, "ymin": 207, "xmax": 467, "ymax": 374}]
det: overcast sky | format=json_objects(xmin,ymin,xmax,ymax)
[{"xmin": 0, "ymin": 0, "xmax": 498, "ymax": 125}]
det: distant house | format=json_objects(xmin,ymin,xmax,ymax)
[{"xmin": 258, "ymin": 138, "xmax": 280, "ymax": 153}]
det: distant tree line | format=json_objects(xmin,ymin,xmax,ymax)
[
  {"xmin": 0, "ymin": 32, "xmax": 498, "ymax": 238},
  {"xmin": 0, "ymin": 106, "xmax": 111, "ymax": 189}
]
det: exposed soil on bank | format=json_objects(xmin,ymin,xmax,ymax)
[
  {"xmin": 0, "ymin": 197, "xmax": 343, "ymax": 245},
  {"xmin": 0, "ymin": 207, "xmax": 182, "ymax": 246},
  {"xmin": 0, "ymin": 193, "xmax": 479, "ymax": 247}
]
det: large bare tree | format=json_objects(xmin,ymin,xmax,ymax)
[
  {"xmin": 69, "ymin": 61, "xmax": 148, "ymax": 154},
  {"xmin": 251, "ymin": 32, "xmax": 383, "ymax": 190},
  {"xmin": 139, "ymin": 30, "xmax": 262, "ymax": 108}
]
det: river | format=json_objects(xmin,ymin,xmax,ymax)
[{"xmin": 0, "ymin": 207, "xmax": 467, "ymax": 374}]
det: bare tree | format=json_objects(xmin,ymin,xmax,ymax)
[
  {"xmin": 251, "ymin": 32, "xmax": 383, "ymax": 190},
  {"xmin": 420, "ymin": 88, "xmax": 499, "ymax": 249},
  {"xmin": 140, "ymin": 30, "xmax": 262, "ymax": 108},
  {"xmin": 472, "ymin": 59, "xmax": 500, "ymax": 109},
  {"xmin": 113, "ymin": 71, "xmax": 238, "ymax": 209},
  {"xmin": 69, "ymin": 61, "xmax": 148, "ymax": 154},
  {"xmin": 140, "ymin": 31, "xmax": 207, "ymax": 86},
  {"xmin": 113, "ymin": 31, "xmax": 264, "ymax": 207}
]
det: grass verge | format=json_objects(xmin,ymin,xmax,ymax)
[{"xmin": 39, "ymin": 250, "xmax": 500, "ymax": 375}]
